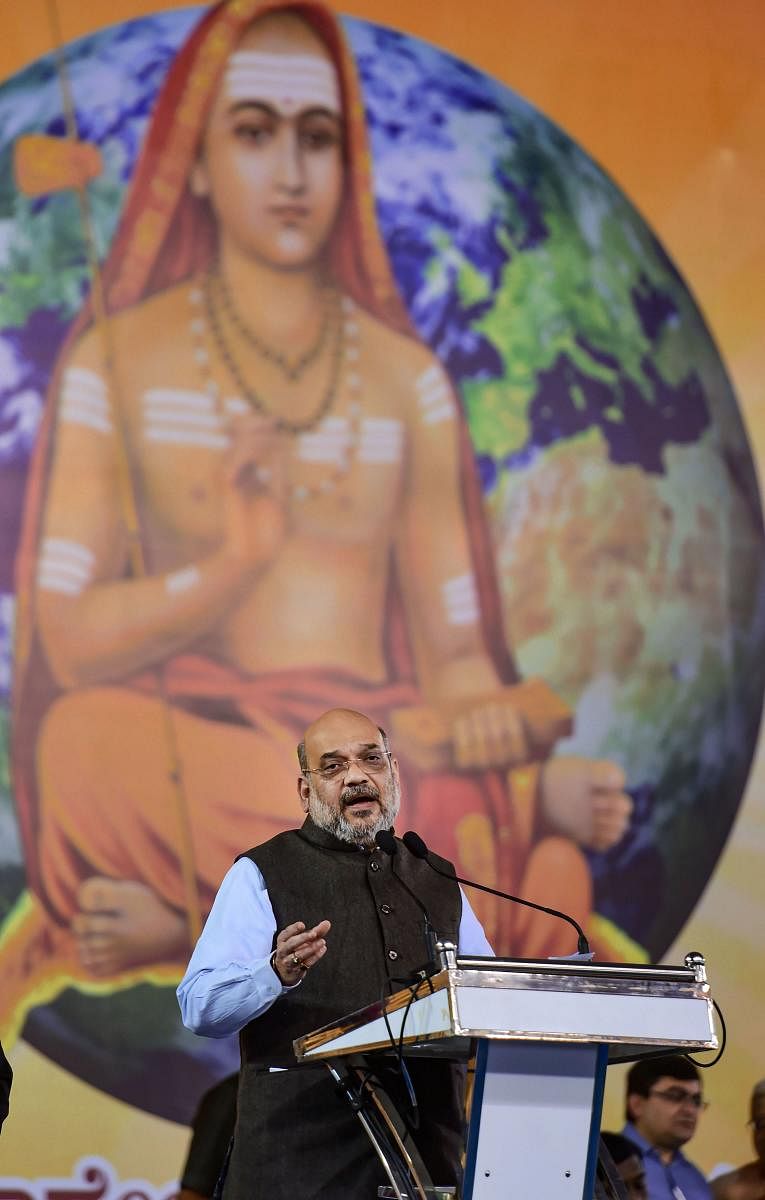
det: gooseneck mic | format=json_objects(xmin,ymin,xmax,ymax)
[
  {"xmin": 374, "ymin": 829, "xmax": 399, "ymax": 857},
  {"xmin": 375, "ymin": 830, "xmax": 439, "ymax": 973},
  {"xmin": 401, "ymin": 830, "xmax": 592, "ymax": 958}
]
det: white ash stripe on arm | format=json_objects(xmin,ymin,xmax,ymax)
[
  {"xmin": 166, "ymin": 565, "xmax": 202, "ymax": 595},
  {"xmin": 37, "ymin": 538, "xmax": 95, "ymax": 596},
  {"xmin": 442, "ymin": 572, "xmax": 479, "ymax": 626},
  {"xmin": 60, "ymin": 366, "xmax": 113, "ymax": 435},
  {"xmin": 416, "ymin": 363, "xmax": 457, "ymax": 426}
]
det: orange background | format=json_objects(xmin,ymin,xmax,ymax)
[{"xmin": 1, "ymin": 0, "xmax": 763, "ymax": 1182}]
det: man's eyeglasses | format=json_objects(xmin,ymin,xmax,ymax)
[
  {"xmin": 303, "ymin": 749, "xmax": 391, "ymax": 781},
  {"xmin": 649, "ymin": 1087, "xmax": 708, "ymax": 1110}
]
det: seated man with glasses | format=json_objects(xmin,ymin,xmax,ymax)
[
  {"xmin": 622, "ymin": 1054, "xmax": 711, "ymax": 1199},
  {"xmin": 178, "ymin": 706, "xmax": 493, "ymax": 1200},
  {"xmin": 710, "ymin": 1078, "xmax": 765, "ymax": 1199}
]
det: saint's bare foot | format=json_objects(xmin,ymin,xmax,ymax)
[{"xmin": 72, "ymin": 878, "xmax": 191, "ymax": 976}]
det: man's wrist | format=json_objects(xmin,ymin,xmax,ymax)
[{"xmin": 269, "ymin": 948, "xmax": 302, "ymax": 990}]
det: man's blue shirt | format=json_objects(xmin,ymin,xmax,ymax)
[
  {"xmin": 622, "ymin": 1121, "xmax": 711, "ymax": 1199},
  {"xmin": 178, "ymin": 855, "xmax": 493, "ymax": 1037}
]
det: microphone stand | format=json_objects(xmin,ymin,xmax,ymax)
[
  {"xmin": 375, "ymin": 830, "xmax": 440, "ymax": 975},
  {"xmin": 402, "ymin": 830, "xmax": 594, "ymax": 961}
]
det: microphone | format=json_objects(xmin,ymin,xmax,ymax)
[
  {"xmin": 401, "ymin": 830, "xmax": 592, "ymax": 959},
  {"xmin": 375, "ymin": 830, "xmax": 439, "ymax": 973}
]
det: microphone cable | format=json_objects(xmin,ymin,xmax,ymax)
[
  {"xmin": 685, "ymin": 997, "xmax": 727, "ymax": 1069},
  {"xmin": 402, "ymin": 829, "xmax": 592, "ymax": 957}
]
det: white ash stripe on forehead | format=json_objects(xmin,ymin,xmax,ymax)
[
  {"xmin": 37, "ymin": 537, "xmax": 95, "ymax": 596},
  {"xmin": 229, "ymin": 50, "xmax": 338, "ymax": 83},
  {"xmin": 60, "ymin": 366, "xmax": 112, "ymax": 434},
  {"xmin": 416, "ymin": 364, "xmax": 456, "ymax": 425},
  {"xmin": 226, "ymin": 50, "xmax": 341, "ymax": 113},
  {"xmin": 297, "ymin": 417, "xmax": 351, "ymax": 465},
  {"xmin": 442, "ymin": 572, "xmax": 479, "ymax": 626},
  {"xmin": 358, "ymin": 418, "xmax": 404, "ymax": 464},
  {"xmin": 142, "ymin": 389, "xmax": 229, "ymax": 450}
]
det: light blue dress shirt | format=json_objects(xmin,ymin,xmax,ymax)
[
  {"xmin": 623, "ymin": 1122, "xmax": 712, "ymax": 1200},
  {"xmin": 178, "ymin": 855, "xmax": 494, "ymax": 1038}
]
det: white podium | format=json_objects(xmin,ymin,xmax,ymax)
[{"xmin": 294, "ymin": 946, "xmax": 717, "ymax": 1199}]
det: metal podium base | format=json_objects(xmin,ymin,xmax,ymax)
[
  {"xmin": 378, "ymin": 1190, "xmax": 456, "ymax": 1198},
  {"xmin": 463, "ymin": 1040, "xmax": 608, "ymax": 1199}
]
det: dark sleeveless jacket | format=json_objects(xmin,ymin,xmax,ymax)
[{"xmin": 238, "ymin": 818, "xmax": 461, "ymax": 1067}]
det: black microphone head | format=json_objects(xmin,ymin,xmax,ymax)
[
  {"xmin": 402, "ymin": 831, "xmax": 429, "ymax": 859},
  {"xmin": 375, "ymin": 829, "xmax": 397, "ymax": 856}
]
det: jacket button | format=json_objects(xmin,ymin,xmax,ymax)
[
  {"xmin": 380, "ymin": 904, "xmax": 392, "ymax": 915},
  {"xmin": 388, "ymin": 949, "xmax": 398, "ymax": 961},
  {"xmin": 369, "ymin": 860, "xmax": 380, "ymax": 872}
]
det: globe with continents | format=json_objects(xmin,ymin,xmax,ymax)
[{"xmin": 0, "ymin": 8, "xmax": 762, "ymax": 1121}]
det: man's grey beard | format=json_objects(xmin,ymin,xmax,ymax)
[{"xmin": 307, "ymin": 775, "xmax": 401, "ymax": 847}]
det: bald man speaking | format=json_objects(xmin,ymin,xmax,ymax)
[{"xmin": 178, "ymin": 707, "xmax": 492, "ymax": 1200}]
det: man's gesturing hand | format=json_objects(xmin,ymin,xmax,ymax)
[{"xmin": 271, "ymin": 919, "xmax": 331, "ymax": 986}]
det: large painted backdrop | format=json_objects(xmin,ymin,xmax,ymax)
[{"xmin": 0, "ymin": 0, "xmax": 763, "ymax": 1187}]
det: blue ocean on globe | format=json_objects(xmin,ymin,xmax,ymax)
[{"xmin": 0, "ymin": 6, "xmax": 763, "ymax": 1122}]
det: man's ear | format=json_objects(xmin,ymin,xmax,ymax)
[
  {"xmin": 627, "ymin": 1093, "xmax": 643, "ymax": 1124},
  {"xmin": 297, "ymin": 774, "xmax": 310, "ymax": 812},
  {"xmin": 190, "ymin": 157, "xmax": 210, "ymax": 198}
]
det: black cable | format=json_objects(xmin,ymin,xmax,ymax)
[
  {"xmin": 685, "ymin": 997, "xmax": 727, "ymax": 1069},
  {"xmin": 608, "ymin": 996, "xmax": 727, "ymax": 1069},
  {"xmin": 394, "ymin": 970, "xmax": 441, "ymax": 1135},
  {"xmin": 380, "ymin": 979, "xmax": 419, "ymax": 1123},
  {"xmin": 397, "ymin": 981, "xmax": 423, "ymax": 1072}
]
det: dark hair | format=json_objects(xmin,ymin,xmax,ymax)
[
  {"xmin": 297, "ymin": 740, "xmax": 309, "ymax": 775},
  {"xmin": 625, "ymin": 1055, "xmax": 700, "ymax": 1122},
  {"xmin": 601, "ymin": 1131, "xmax": 643, "ymax": 1167},
  {"xmin": 297, "ymin": 724, "xmax": 390, "ymax": 776}
]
